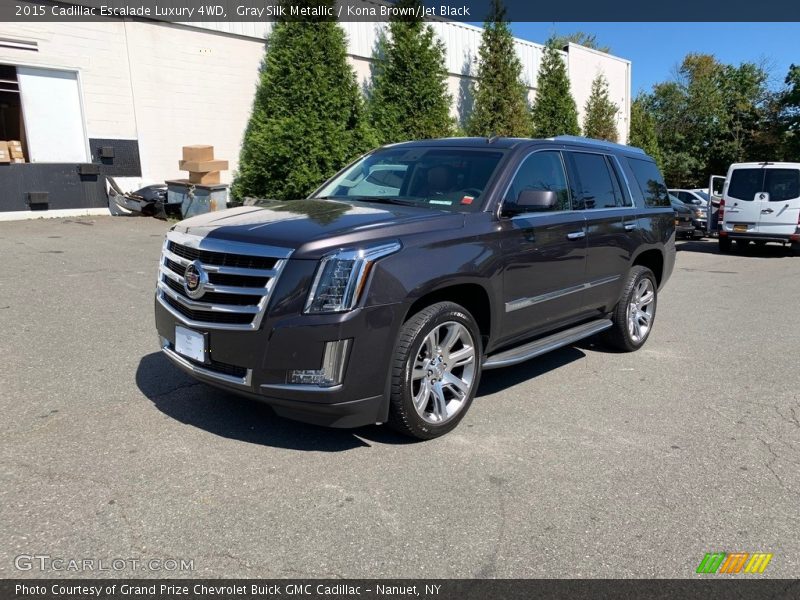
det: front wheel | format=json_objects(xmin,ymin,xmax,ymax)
[
  {"xmin": 603, "ymin": 266, "xmax": 658, "ymax": 352},
  {"xmin": 719, "ymin": 236, "xmax": 732, "ymax": 253},
  {"xmin": 388, "ymin": 302, "xmax": 482, "ymax": 439}
]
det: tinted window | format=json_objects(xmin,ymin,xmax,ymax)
[
  {"xmin": 566, "ymin": 152, "xmax": 624, "ymax": 209},
  {"xmin": 765, "ymin": 169, "xmax": 800, "ymax": 201},
  {"xmin": 728, "ymin": 169, "xmax": 762, "ymax": 201},
  {"xmin": 505, "ymin": 151, "xmax": 570, "ymax": 211},
  {"xmin": 627, "ymin": 158, "xmax": 670, "ymax": 207}
]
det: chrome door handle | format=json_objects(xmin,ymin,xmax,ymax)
[
  {"xmin": 761, "ymin": 208, "xmax": 774, "ymax": 214},
  {"xmin": 566, "ymin": 231, "xmax": 585, "ymax": 240},
  {"xmin": 624, "ymin": 222, "xmax": 637, "ymax": 231}
]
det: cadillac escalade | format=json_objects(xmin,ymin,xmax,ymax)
[{"xmin": 155, "ymin": 136, "xmax": 675, "ymax": 439}]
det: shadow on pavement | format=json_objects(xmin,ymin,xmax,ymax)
[
  {"xmin": 136, "ymin": 352, "xmax": 415, "ymax": 451},
  {"xmin": 477, "ymin": 345, "xmax": 586, "ymax": 397},
  {"xmin": 138, "ymin": 343, "xmax": 590, "ymax": 448}
]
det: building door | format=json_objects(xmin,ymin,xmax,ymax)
[{"xmin": 16, "ymin": 67, "xmax": 88, "ymax": 163}]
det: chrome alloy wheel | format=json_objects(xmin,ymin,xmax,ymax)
[
  {"xmin": 627, "ymin": 277, "xmax": 655, "ymax": 343},
  {"xmin": 410, "ymin": 321, "xmax": 477, "ymax": 424}
]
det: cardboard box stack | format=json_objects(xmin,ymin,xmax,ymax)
[
  {"xmin": 178, "ymin": 145, "xmax": 228, "ymax": 185},
  {"xmin": 0, "ymin": 140, "xmax": 25, "ymax": 163},
  {"xmin": 8, "ymin": 140, "xmax": 25, "ymax": 163}
]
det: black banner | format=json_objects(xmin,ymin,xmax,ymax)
[
  {"xmin": 2, "ymin": 0, "xmax": 800, "ymax": 22},
  {"xmin": 2, "ymin": 580, "xmax": 800, "ymax": 600}
]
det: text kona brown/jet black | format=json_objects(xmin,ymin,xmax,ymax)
[{"xmin": 155, "ymin": 136, "xmax": 675, "ymax": 439}]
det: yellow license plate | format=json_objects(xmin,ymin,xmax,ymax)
[{"xmin": 733, "ymin": 224, "xmax": 748, "ymax": 233}]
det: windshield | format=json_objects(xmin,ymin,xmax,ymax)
[
  {"xmin": 693, "ymin": 190, "xmax": 709, "ymax": 201},
  {"xmin": 313, "ymin": 146, "xmax": 506, "ymax": 212}
]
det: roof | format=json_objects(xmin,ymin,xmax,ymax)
[{"xmin": 384, "ymin": 136, "xmax": 647, "ymax": 156}]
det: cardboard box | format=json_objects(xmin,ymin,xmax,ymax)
[
  {"xmin": 188, "ymin": 171, "xmax": 221, "ymax": 185},
  {"xmin": 11, "ymin": 158, "xmax": 25, "ymax": 164},
  {"xmin": 10, "ymin": 149, "xmax": 24, "ymax": 159},
  {"xmin": 182, "ymin": 145, "xmax": 214, "ymax": 162},
  {"xmin": 0, "ymin": 141, "xmax": 10, "ymax": 163},
  {"xmin": 179, "ymin": 159, "xmax": 228, "ymax": 172},
  {"xmin": 7, "ymin": 140, "xmax": 22, "ymax": 150}
]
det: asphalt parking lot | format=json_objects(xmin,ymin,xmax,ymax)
[{"xmin": 1, "ymin": 216, "xmax": 799, "ymax": 578}]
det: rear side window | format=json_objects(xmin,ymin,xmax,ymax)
[
  {"xmin": 728, "ymin": 169, "xmax": 762, "ymax": 201},
  {"xmin": 765, "ymin": 169, "xmax": 800, "ymax": 201},
  {"xmin": 505, "ymin": 151, "xmax": 571, "ymax": 211},
  {"xmin": 627, "ymin": 158, "xmax": 670, "ymax": 207},
  {"xmin": 565, "ymin": 152, "xmax": 625, "ymax": 209}
]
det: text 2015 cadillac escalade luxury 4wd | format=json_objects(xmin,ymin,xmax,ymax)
[{"xmin": 155, "ymin": 136, "xmax": 675, "ymax": 439}]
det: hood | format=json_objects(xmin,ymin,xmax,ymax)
[{"xmin": 174, "ymin": 199, "xmax": 464, "ymax": 258}]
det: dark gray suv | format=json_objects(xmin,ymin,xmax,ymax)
[{"xmin": 155, "ymin": 136, "xmax": 675, "ymax": 439}]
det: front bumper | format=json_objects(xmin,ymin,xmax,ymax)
[{"xmin": 155, "ymin": 297, "xmax": 403, "ymax": 428}]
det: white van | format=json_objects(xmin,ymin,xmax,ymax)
[{"xmin": 719, "ymin": 162, "xmax": 800, "ymax": 255}]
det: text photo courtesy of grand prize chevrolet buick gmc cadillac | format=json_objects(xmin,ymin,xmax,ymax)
[{"xmin": 155, "ymin": 136, "xmax": 675, "ymax": 439}]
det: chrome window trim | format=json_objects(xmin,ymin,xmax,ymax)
[
  {"xmin": 156, "ymin": 230, "xmax": 293, "ymax": 331},
  {"xmin": 505, "ymin": 275, "xmax": 621, "ymax": 312}
]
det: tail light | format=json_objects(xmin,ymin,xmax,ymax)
[{"xmin": 718, "ymin": 198, "xmax": 725, "ymax": 222}]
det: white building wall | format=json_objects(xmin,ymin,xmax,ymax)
[{"xmin": 0, "ymin": 15, "xmax": 631, "ymax": 187}]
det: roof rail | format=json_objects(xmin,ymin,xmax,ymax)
[{"xmin": 549, "ymin": 135, "xmax": 646, "ymax": 155}]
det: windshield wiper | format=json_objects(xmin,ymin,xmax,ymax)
[{"xmin": 320, "ymin": 195, "xmax": 419, "ymax": 206}]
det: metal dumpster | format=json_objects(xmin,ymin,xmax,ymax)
[{"xmin": 165, "ymin": 180, "xmax": 228, "ymax": 219}]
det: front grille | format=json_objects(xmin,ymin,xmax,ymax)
[
  {"xmin": 167, "ymin": 241, "xmax": 279, "ymax": 270},
  {"xmin": 157, "ymin": 233, "xmax": 291, "ymax": 330}
]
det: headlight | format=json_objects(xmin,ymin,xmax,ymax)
[
  {"xmin": 304, "ymin": 242, "xmax": 401, "ymax": 314},
  {"xmin": 694, "ymin": 209, "xmax": 706, "ymax": 218}
]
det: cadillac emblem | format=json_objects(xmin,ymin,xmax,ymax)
[{"xmin": 183, "ymin": 260, "xmax": 207, "ymax": 299}]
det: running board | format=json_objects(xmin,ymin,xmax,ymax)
[{"xmin": 482, "ymin": 319, "xmax": 613, "ymax": 370}]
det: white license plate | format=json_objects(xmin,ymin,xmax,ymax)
[{"xmin": 175, "ymin": 326, "xmax": 206, "ymax": 363}]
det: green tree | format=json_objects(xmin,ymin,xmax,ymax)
[
  {"xmin": 582, "ymin": 73, "xmax": 618, "ymax": 142},
  {"xmin": 366, "ymin": 0, "xmax": 453, "ymax": 144},
  {"xmin": 550, "ymin": 31, "xmax": 610, "ymax": 54},
  {"xmin": 466, "ymin": 0, "xmax": 531, "ymax": 137},
  {"xmin": 232, "ymin": 1, "xmax": 374, "ymax": 201},
  {"xmin": 531, "ymin": 39, "xmax": 580, "ymax": 138},
  {"xmin": 628, "ymin": 95, "xmax": 662, "ymax": 166},
  {"xmin": 779, "ymin": 64, "xmax": 800, "ymax": 159}
]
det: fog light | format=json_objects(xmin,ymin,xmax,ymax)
[{"xmin": 289, "ymin": 339, "xmax": 351, "ymax": 387}]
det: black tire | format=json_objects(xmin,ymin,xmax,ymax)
[
  {"xmin": 387, "ymin": 301, "xmax": 482, "ymax": 440},
  {"xmin": 719, "ymin": 237, "xmax": 732, "ymax": 253},
  {"xmin": 792, "ymin": 243, "xmax": 800, "ymax": 257},
  {"xmin": 602, "ymin": 266, "xmax": 658, "ymax": 353}
]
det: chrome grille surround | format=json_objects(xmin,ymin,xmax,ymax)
[{"xmin": 156, "ymin": 230, "xmax": 293, "ymax": 331}]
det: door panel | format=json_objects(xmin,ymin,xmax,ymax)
[
  {"xmin": 499, "ymin": 212, "xmax": 587, "ymax": 342},
  {"xmin": 17, "ymin": 67, "xmax": 88, "ymax": 163},
  {"xmin": 760, "ymin": 169, "xmax": 800, "ymax": 236},
  {"xmin": 497, "ymin": 149, "xmax": 587, "ymax": 344}
]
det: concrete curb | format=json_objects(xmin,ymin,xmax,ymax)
[{"xmin": 0, "ymin": 208, "xmax": 111, "ymax": 222}]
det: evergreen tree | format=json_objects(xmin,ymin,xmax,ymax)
[
  {"xmin": 549, "ymin": 31, "xmax": 610, "ymax": 54},
  {"xmin": 629, "ymin": 95, "xmax": 663, "ymax": 166},
  {"xmin": 582, "ymin": 73, "xmax": 619, "ymax": 142},
  {"xmin": 466, "ymin": 0, "xmax": 531, "ymax": 137},
  {"xmin": 232, "ymin": 2, "xmax": 374, "ymax": 201},
  {"xmin": 366, "ymin": 0, "xmax": 453, "ymax": 144},
  {"xmin": 531, "ymin": 39, "xmax": 580, "ymax": 138}
]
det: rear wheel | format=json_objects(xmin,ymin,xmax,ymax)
[
  {"xmin": 388, "ymin": 302, "xmax": 482, "ymax": 439},
  {"xmin": 792, "ymin": 243, "xmax": 800, "ymax": 257},
  {"xmin": 719, "ymin": 237, "xmax": 732, "ymax": 253},
  {"xmin": 603, "ymin": 266, "xmax": 658, "ymax": 352}
]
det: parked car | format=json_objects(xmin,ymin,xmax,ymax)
[
  {"xmin": 670, "ymin": 194, "xmax": 696, "ymax": 238},
  {"xmin": 668, "ymin": 188, "xmax": 708, "ymax": 236},
  {"xmin": 154, "ymin": 136, "xmax": 675, "ymax": 439},
  {"xmin": 719, "ymin": 162, "xmax": 800, "ymax": 255}
]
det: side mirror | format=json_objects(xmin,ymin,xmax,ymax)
[{"xmin": 505, "ymin": 189, "xmax": 557, "ymax": 214}]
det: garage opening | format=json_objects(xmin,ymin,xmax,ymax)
[{"xmin": 0, "ymin": 64, "xmax": 27, "ymax": 160}]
